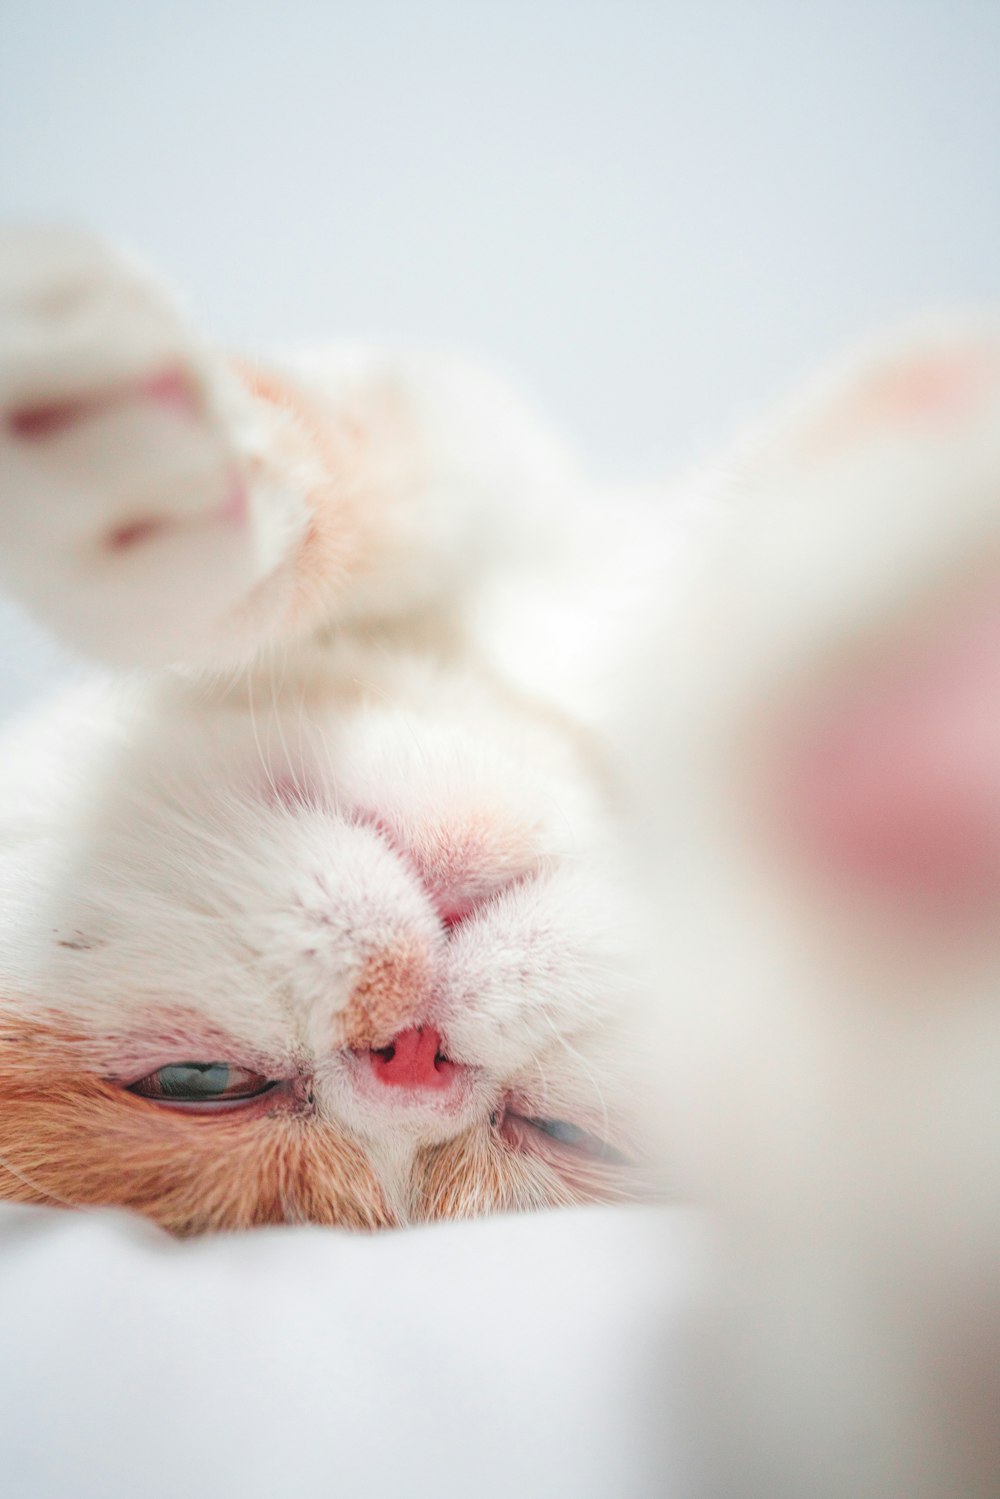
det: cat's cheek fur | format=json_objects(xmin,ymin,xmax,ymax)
[
  {"xmin": 0, "ymin": 1020, "xmax": 392, "ymax": 1235},
  {"xmin": 414, "ymin": 1129, "xmax": 643, "ymax": 1221}
]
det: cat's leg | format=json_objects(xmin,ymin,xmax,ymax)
[
  {"xmin": 635, "ymin": 316, "xmax": 1000, "ymax": 1499},
  {"xmin": 0, "ymin": 229, "xmax": 574, "ymax": 671}
]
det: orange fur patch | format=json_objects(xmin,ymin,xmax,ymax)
[
  {"xmin": 0, "ymin": 1017, "xmax": 647, "ymax": 1235},
  {"xmin": 232, "ymin": 358, "xmax": 422, "ymax": 633},
  {"xmin": 337, "ymin": 940, "xmax": 437, "ymax": 1050},
  {"xmin": 0, "ymin": 1018, "xmax": 391, "ymax": 1236},
  {"xmin": 415, "ymin": 1129, "xmax": 648, "ymax": 1221}
]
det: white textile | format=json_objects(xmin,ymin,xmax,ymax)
[{"xmin": 0, "ymin": 1203, "xmax": 694, "ymax": 1499}]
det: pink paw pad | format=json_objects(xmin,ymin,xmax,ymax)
[
  {"xmin": 6, "ymin": 366, "xmax": 201, "ymax": 442},
  {"xmin": 107, "ymin": 517, "xmax": 168, "ymax": 551},
  {"xmin": 781, "ymin": 578, "xmax": 1000, "ymax": 913},
  {"xmin": 104, "ymin": 477, "xmax": 247, "ymax": 553}
]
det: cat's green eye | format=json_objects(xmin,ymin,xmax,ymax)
[
  {"xmin": 128, "ymin": 1062, "xmax": 276, "ymax": 1105},
  {"xmin": 522, "ymin": 1117, "xmax": 632, "ymax": 1166}
]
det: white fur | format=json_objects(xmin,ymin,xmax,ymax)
[{"xmin": 0, "ymin": 229, "xmax": 649, "ymax": 1222}]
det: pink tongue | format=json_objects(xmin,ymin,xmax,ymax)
[
  {"xmin": 370, "ymin": 1027, "xmax": 454, "ymax": 1090},
  {"xmin": 788, "ymin": 585, "xmax": 1000, "ymax": 910}
]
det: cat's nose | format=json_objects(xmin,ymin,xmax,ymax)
[{"xmin": 368, "ymin": 1026, "xmax": 456, "ymax": 1090}]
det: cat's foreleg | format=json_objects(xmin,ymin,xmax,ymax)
[{"xmin": 0, "ymin": 230, "xmax": 572, "ymax": 672}]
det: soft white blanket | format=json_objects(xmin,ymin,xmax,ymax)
[{"xmin": 0, "ymin": 1203, "xmax": 695, "ymax": 1499}]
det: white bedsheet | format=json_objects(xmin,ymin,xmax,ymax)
[{"xmin": 0, "ymin": 1203, "xmax": 695, "ymax": 1499}]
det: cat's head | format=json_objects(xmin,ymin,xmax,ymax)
[{"xmin": 0, "ymin": 655, "xmax": 647, "ymax": 1234}]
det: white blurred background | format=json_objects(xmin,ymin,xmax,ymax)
[{"xmin": 2, "ymin": 0, "xmax": 998, "ymax": 712}]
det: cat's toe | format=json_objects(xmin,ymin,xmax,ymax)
[{"xmin": 0, "ymin": 228, "xmax": 198, "ymax": 407}]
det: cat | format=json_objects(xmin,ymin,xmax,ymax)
[
  {"xmin": 1, "ymin": 227, "xmax": 996, "ymax": 1498},
  {"xmin": 624, "ymin": 316, "xmax": 1000, "ymax": 1499},
  {"xmin": 0, "ymin": 227, "xmax": 653, "ymax": 1236}
]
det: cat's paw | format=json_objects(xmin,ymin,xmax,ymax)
[
  {"xmin": 707, "ymin": 317, "xmax": 1000, "ymax": 932},
  {"xmin": 0, "ymin": 229, "xmax": 267, "ymax": 666}
]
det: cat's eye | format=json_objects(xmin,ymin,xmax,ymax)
[
  {"xmin": 516, "ymin": 1115, "xmax": 632, "ymax": 1166},
  {"xmin": 128, "ymin": 1062, "xmax": 277, "ymax": 1107}
]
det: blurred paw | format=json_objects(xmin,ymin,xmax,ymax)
[{"xmin": 0, "ymin": 228, "xmax": 260, "ymax": 665}]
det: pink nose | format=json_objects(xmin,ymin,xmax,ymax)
[{"xmin": 369, "ymin": 1027, "xmax": 456, "ymax": 1090}]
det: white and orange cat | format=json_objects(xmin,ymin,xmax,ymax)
[
  {"xmin": 0, "ymin": 229, "xmax": 997, "ymax": 1497},
  {"xmin": 0, "ymin": 228, "xmax": 654, "ymax": 1234}
]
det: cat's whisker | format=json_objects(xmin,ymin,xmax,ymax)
[
  {"xmin": 0, "ymin": 1151, "xmax": 81, "ymax": 1214},
  {"xmin": 538, "ymin": 1013, "xmax": 613, "ymax": 1149}
]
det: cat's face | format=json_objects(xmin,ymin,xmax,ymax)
[{"xmin": 0, "ymin": 657, "xmax": 645, "ymax": 1234}]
